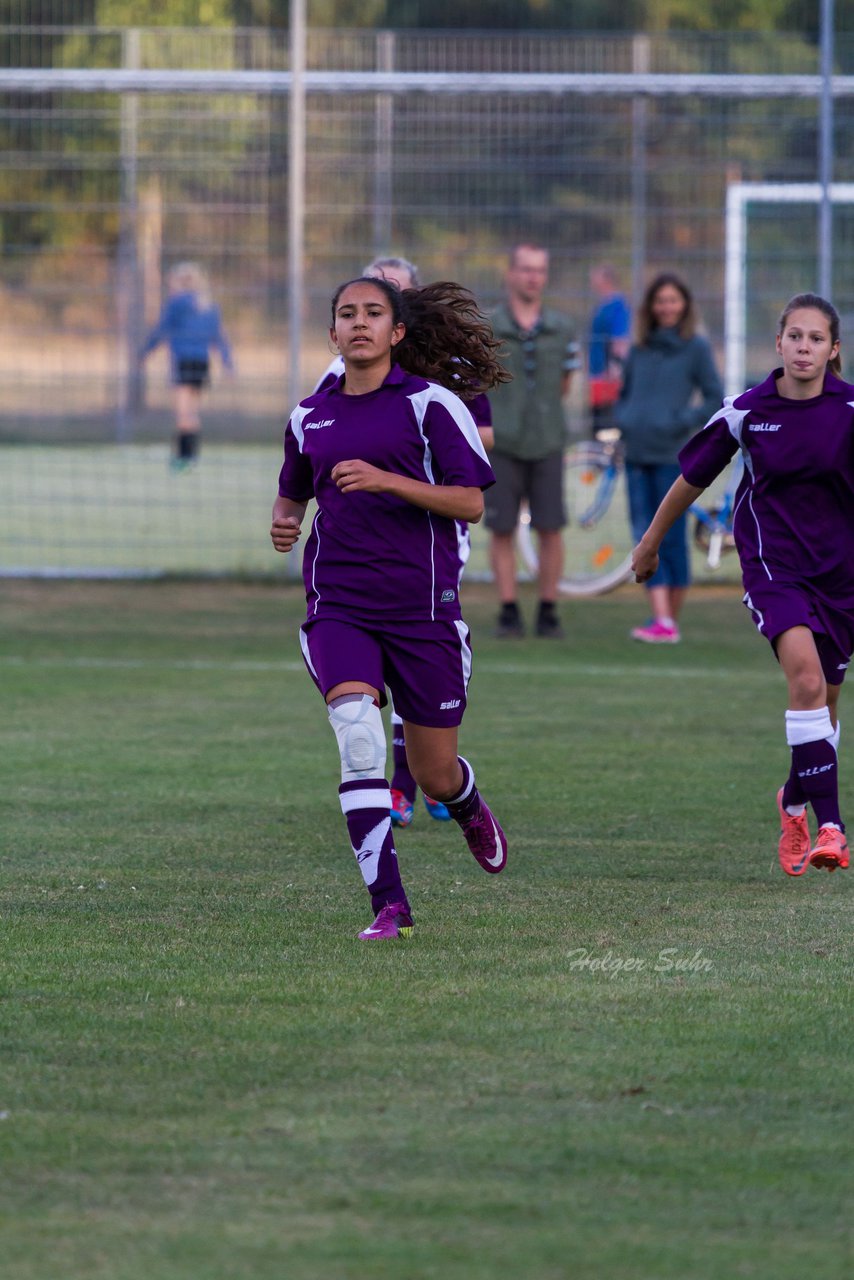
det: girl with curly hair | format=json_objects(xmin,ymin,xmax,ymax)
[{"xmin": 270, "ymin": 276, "xmax": 509, "ymax": 939}]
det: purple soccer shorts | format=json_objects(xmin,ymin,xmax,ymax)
[
  {"xmin": 299, "ymin": 616, "xmax": 473, "ymax": 727},
  {"xmin": 743, "ymin": 581, "xmax": 854, "ymax": 686}
]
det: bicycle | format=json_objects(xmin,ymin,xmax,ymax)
[
  {"xmin": 516, "ymin": 430, "xmax": 738, "ymax": 596},
  {"xmin": 690, "ymin": 487, "xmax": 737, "ymax": 570}
]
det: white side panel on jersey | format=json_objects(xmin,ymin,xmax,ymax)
[
  {"xmin": 407, "ymin": 383, "xmax": 489, "ymax": 462},
  {"xmin": 701, "ymin": 396, "xmax": 753, "ymax": 475},
  {"xmin": 288, "ymin": 403, "xmax": 316, "ymax": 453},
  {"xmin": 312, "ymin": 354, "xmax": 345, "ymax": 395}
]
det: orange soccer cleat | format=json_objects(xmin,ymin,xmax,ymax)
[
  {"xmin": 808, "ymin": 825, "xmax": 850, "ymax": 873},
  {"xmin": 776, "ymin": 787, "xmax": 812, "ymax": 877}
]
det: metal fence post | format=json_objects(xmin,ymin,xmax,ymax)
[{"xmin": 117, "ymin": 26, "xmax": 143, "ymax": 441}]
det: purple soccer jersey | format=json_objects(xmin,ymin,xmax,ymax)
[
  {"xmin": 468, "ymin": 391, "xmax": 492, "ymax": 430},
  {"xmin": 679, "ymin": 369, "xmax": 854, "ymax": 612},
  {"xmin": 278, "ymin": 364, "xmax": 495, "ymax": 623}
]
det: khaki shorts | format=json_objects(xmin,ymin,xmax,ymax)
[{"xmin": 483, "ymin": 449, "xmax": 566, "ymax": 534}]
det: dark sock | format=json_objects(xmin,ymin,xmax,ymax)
[
  {"xmin": 390, "ymin": 722, "xmax": 417, "ymax": 801},
  {"xmin": 790, "ymin": 738, "xmax": 843, "ymax": 830},
  {"xmin": 178, "ymin": 432, "xmax": 199, "ymax": 460},
  {"xmin": 781, "ymin": 760, "xmax": 807, "ymax": 811},
  {"xmin": 499, "ymin": 601, "xmax": 520, "ymax": 621}
]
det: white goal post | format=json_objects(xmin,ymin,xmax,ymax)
[{"xmin": 725, "ymin": 181, "xmax": 854, "ymax": 397}]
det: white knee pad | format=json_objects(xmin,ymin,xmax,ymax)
[{"xmin": 327, "ymin": 694, "xmax": 387, "ymax": 783}]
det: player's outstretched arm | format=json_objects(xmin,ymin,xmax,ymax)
[
  {"xmin": 632, "ymin": 476, "xmax": 704, "ymax": 582},
  {"xmin": 271, "ymin": 495, "xmax": 307, "ymax": 553}
]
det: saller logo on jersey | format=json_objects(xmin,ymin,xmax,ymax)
[
  {"xmin": 441, "ymin": 589, "xmax": 456, "ymax": 602},
  {"xmin": 749, "ymin": 423, "xmax": 781, "ymax": 432},
  {"xmin": 440, "ymin": 700, "xmax": 461, "ymax": 710},
  {"xmin": 304, "ymin": 419, "xmax": 335, "ymax": 430}
]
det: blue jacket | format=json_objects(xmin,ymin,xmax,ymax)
[
  {"xmin": 615, "ymin": 327, "xmax": 722, "ymax": 466},
  {"xmin": 588, "ymin": 293, "xmax": 631, "ymax": 376},
  {"xmin": 142, "ymin": 291, "xmax": 233, "ymax": 372}
]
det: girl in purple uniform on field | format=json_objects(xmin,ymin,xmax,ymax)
[
  {"xmin": 309, "ymin": 256, "xmax": 495, "ymax": 829},
  {"xmin": 271, "ymin": 276, "xmax": 510, "ymax": 938},
  {"xmin": 633, "ymin": 293, "xmax": 854, "ymax": 876}
]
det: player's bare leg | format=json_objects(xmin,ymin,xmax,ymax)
[{"xmin": 404, "ymin": 724, "xmax": 507, "ymax": 874}]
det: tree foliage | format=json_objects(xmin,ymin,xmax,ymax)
[{"xmin": 3, "ymin": 0, "xmax": 834, "ymax": 34}]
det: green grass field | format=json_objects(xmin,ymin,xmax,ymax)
[{"xmin": 1, "ymin": 579, "xmax": 851, "ymax": 1280}]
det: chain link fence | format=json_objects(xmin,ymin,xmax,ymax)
[{"xmin": 2, "ymin": 23, "xmax": 852, "ymax": 575}]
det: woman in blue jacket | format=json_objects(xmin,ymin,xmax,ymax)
[
  {"xmin": 141, "ymin": 262, "xmax": 233, "ymax": 468},
  {"xmin": 616, "ymin": 272, "xmax": 723, "ymax": 643}
]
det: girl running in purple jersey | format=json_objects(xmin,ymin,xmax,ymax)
[
  {"xmin": 271, "ymin": 276, "xmax": 510, "ymax": 939},
  {"xmin": 633, "ymin": 293, "xmax": 853, "ymax": 877},
  {"xmin": 313, "ymin": 256, "xmax": 496, "ymax": 831}
]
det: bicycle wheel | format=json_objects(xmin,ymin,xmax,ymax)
[{"xmin": 516, "ymin": 442, "xmax": 635, "ymax": 597}]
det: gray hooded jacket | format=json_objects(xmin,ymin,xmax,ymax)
[{"xmin": 615, "ymin": 327, "xmax": 723, "ymax": 466}]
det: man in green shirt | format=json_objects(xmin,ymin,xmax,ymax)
[{"xmin": 486, "ymin": 242, "xmax": 580, "ymax": 638}]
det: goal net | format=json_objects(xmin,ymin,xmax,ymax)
[{"xmin": 725, "ymin": 181, "xmax": 854, "ymax": 397}]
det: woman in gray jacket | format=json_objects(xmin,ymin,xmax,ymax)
[{"xmin": 616, "ymin": 272, "xmax": 723, "ymax": 643}]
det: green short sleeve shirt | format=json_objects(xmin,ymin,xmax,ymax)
[{"xmin": 487, "ymin": 301, "xmax": 580, "ymax": 460}]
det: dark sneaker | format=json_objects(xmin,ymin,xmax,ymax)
[
  {"xmin": 358, "ymin": 901, "xmax": 414, "ymax": 940},
  {"xmin": 460, "ymin": 799, "xmax": 507, "ymax": 874},
  {"xmin": 494, "ymin": 609, "xmax": 525, "ymax": 639},
  {"xmin": 535, "ymin": 612, "xmax": 565, "ymax": 639}
]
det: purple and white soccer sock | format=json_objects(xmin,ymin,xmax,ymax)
[
  {"xmin": 339, "ymin": 779, "xmax": 410, "ymax": 914},
  {"xmin": 784, "ymin": 708, "xmax": 843, "ymax": 830},
  {"xmin": 390, "ymin": 711, "xmax": 417, "ymax": 802},
  {"xmin": 782, "ymin": 716, "xmax": 841, "ymax": 815},
  {"xmin": 442, "ymin": 756, "xmax": 483, "ymax": 828}
]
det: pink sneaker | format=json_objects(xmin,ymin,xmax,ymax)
[
  {"xmin": 358, "ymin": 901, "xmax": 414, "ymax": 940},
  {"xmin": 460, "ymin": 799, "xmax": 507, "ymax": 874},
  {"xmin": 390, "ymin": 789, "xmax": 414, "ymax": 828},
  {"xmin": 630, "ymin": 620, "xmax": 680, "ymax": 644}
]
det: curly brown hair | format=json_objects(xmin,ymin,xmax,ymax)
[{"xmin": 330, "ymin": 277, "xmax": 510, "ymax": 398}]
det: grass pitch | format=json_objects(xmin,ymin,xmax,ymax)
[{"xmin": 0, "ymin": 580, "xmax": 851, "ymax": 1280}]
